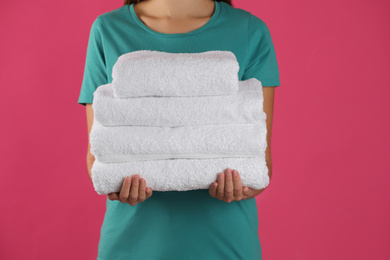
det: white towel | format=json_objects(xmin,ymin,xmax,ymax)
[
  {"xmin": 93, "ymin": 78, "xmax": 266, "ymax": 127},
  {"xmin": 91, "ymin": 157, "xmax": 270, "ymax": 194},
  {"xmin": 90, "ymin": 120, "xmax": 267, "ymax": 163},
  {"xmin": 111, "ymin": 50, "xmax": 240, "ymax": 98}
]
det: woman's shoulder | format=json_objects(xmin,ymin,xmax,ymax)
[
  {"xmin": 219, "ymin": 2, "xmax": 270, "ymax": 31},
  {"xmin": 95, "ymin": 5, "xmax": 130, "ymax": 24}
]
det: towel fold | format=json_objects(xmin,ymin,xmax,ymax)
[
  {"xmin": 91, "ymin": 157, "xmax": 270, "ymax": 194},
  {"xmin": 89, "ymin": 121, "xmax": 267, "ymax": 163},
  {"xmin": 111, "ymin": 50, "xmax": 240, "ymax": 98},
  {"xmin": 93, "ymin": 78, "xmax": 266, "ymax": 127}
]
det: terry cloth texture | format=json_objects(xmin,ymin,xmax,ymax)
[
  {"xmin": 92, "ymin": 77, "xmax": 266, "ymax": 127},
  {"xmin": 90, "ymin": 120, "xmax": 267, "ymax": 163},
  {"xmin": 111, "ymin": 50, "xmax": 240, "ymax": 98},
  {"xmin": 91, "ymin": 157, "xmax": 269, "ymax": 194}
]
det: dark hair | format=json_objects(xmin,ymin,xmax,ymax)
[{"xmin": 123, "ymin": 0, "xmax": 232, "ymax": 7}]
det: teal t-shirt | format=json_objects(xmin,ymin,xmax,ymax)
[{"xmin": 78, "ymin": 1, "xmax": 280, "ymax": 259}]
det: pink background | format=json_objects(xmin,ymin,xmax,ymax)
[{"xmin": 1, "ymin": 0, "xmax": 389, "ymax": 259}]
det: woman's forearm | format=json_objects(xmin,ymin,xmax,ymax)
[
  {"xmin": 86, "ymin": 143, "xmax": 95, "ymax": 182},
  {"xmin": 265, "ymin": 132, "xmax": 273, "ymax": 181},
  {"xmin": 263, "ymin": 87, "xmax": 275, "ymax": 181}
]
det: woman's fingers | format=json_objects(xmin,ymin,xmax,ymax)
[
  {"xmin": 119, "ymin": 176, "xmax": 132, "ymax": 203},
  {"xmin": 107, "ymin": 192, "xmax": 119, "ymax": 201},
  {"xmin": 210, "ymin": 169, "xmax": 245, "ymax": 202},
  {"xmin": 146, "ymin": 187, "xmax": 153, "ymax": 198},
  {"xmin": 111, "ymin": 174, "xmax": 153, "ymax": 205},
  {"xmin": 232, "ymin": 169, "xmax": 243, "ymax": 201},
  {"xmin": 138, "ymin": 178, "xmax": 147, "ymax": 202},
  {"xmin": 128, "ymin": 174, "xmax": 140, "ymax": 205},
  {"xmin": 209, "ymin": 181, "xmax": 218, "ymax": 197},
  {"xmin": 224, "ymin": 168, "xmax": 234, "ymax": 203},
  {"xmin": 216, "ymin": 172, "xmax": 225, "ymax": 200}
]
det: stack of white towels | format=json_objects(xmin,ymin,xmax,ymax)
[{"xmin": 90, "ymin": 50, "xmax": 270, "ymax": 195}]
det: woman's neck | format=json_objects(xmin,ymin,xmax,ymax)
[{"xmin": 134, "ymin": 0, "xmax": 215, "ymax": 20}]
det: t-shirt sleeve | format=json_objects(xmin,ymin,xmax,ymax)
[
  {"xmin": 78, "ymin": 16, "xmax": 108, "ymax": 106},
  {"xmin": 242, "ymin": 15, "xmax": 280, "ymax": 87}
]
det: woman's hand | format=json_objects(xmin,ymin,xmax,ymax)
[
  {"xmin": 209, "ymin": 168, "xmax": 266, "ymax": 202},
  {"xmin": 107, "ymin": 174, "xmax": 153, "ymax": 205}
]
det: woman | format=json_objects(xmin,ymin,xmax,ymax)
[{"xmin": 78, "ymin": 0, "xmax": 280, "ymax": 259}]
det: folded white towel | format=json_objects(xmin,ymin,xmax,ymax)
[
  {"xmin": 91, "ymin": 157, "xmax": 269, "ymax": 194},
  {"xmin": 89, "ymin": 120, "xmax": 267, "ymax": 163},
  {"xmin": 111, "ymin": 50, "xmax": 240, "ymax": 98},
  {"xmin": 93, "ymin": 78, "xmax": 266, "ymax": 127}
]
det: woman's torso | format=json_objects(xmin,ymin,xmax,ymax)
[{"xmin": 86, "ymin": 2, "xmax": 278, "ymax": 259}]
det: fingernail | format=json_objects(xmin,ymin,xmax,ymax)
[
  {"xmin": 233, "ymin": 170, "xmax": 237, "ymax": 177},
  {"xmin": 226, "ymin": 169, "xmax": 231, "ymax": 175},
  {"xmin": 126, "ymin": 176, "xmax": 131, "ymax": 183},
  {"xmin": 219, "ymin": 173, "xmax": 224, "ymax": 179}
]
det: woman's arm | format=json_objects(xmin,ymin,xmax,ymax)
[
  {"xmin": 263, "ymin": 86, "xmax": 275, "ymax": 182},
  {"xmin": 85, "ymin": 104, "xmax": 95, "ymax": 182}
]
